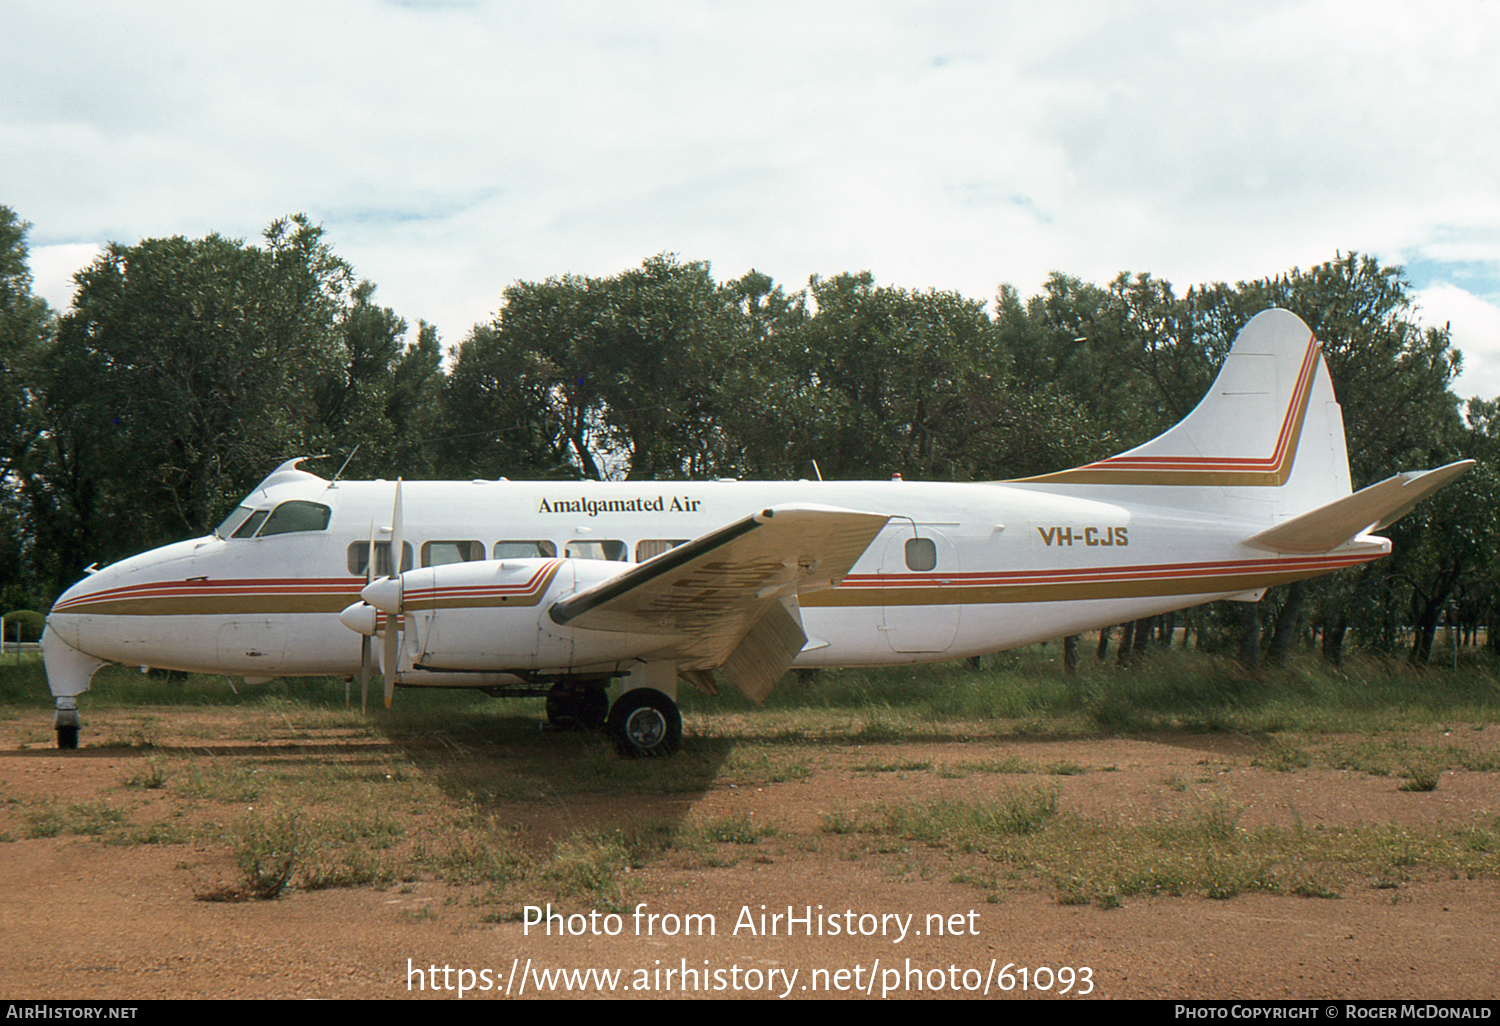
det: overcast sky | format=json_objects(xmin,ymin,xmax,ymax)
[{"xmin": 7, "ymin": 0, "xmax": 1500, "ymax": 399}]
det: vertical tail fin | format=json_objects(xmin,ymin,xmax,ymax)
[{"xmin": 1018, "ymin": 308, "xmax": 1351, "ymax": 522}]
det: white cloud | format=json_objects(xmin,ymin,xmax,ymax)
[
  {"xmin": 4, "ymin": 0, "xmax": 1499, "ymax": 350},
  {"xmin": 1417, "ymin": 283, "xmax": 1500, "ymax": 402},
  {"xmin": 27, "ymin": 243, "xmax": 102, "ymax": 314}
]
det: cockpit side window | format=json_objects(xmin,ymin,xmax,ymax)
[
  {"xmin": 216, "ymin": 506, "xmax": 256, "ymax": 539},
  {"xmin": 230, "ymin": 509, "xmax": 270, "ymax": 539},
  {"xmin": 257, "ymin": 500, "xmax": 332, "ymax": 537}
]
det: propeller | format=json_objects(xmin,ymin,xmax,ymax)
[
  {"xmin": 360, "ymin": 518, "xmax": 375, "ymax": 713},
  {"xmin": 335, "ymin": 492, "xmax": 403, "ymax": 712},
  {"xmin": 382, "ymin": 480, "xmax": 403, "ymax": 709}
]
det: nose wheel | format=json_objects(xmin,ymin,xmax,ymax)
[
  {"xmin": 607, "ymin": 689, "xmax": 681, "ymax": 758},
  {"xmin": 54, "ymin": 704, "xmax": 82, "ymax": 750}
]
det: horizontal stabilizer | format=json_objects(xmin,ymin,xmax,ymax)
[{"xmin": 1244, "ymin": 460, "xmax": 1474, "ymax": 554}]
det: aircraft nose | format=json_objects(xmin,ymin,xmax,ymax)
[{"xmin": 47, "ymin": 575, "xmax": 107, "ymax": 652}]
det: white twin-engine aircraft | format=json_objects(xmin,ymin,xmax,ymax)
[{"xmin": 42, "ymin": 310, "xmax": 1471, "ymax": 755}]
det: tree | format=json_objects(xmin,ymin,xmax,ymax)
[
  {"xmin": 446, "ymin": 255, "xmax": 750, "ymax": 481},
  {"xmin": 0, "ymin": 207, "xmax": 54, "ymax": 609},
  {"xmin": 775, "ymin": 273, "xmax": 1101, "ymax": 482},
  {"xmin": 441, "ymin": 272, "xmax": 605, "ymax": 480},
  {"xmin": 29, "ymin": 215, "xmax": 357, "ymax": 591},
  {"xmin": 0, "ymin": 207, "xmax": 52, "ymax": 482},
  {"xmin": 315, "ymin": 280, "xmax": 445, "ymax": 479}
]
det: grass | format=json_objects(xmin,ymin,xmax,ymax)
[
  {"xmin": 828, "ymin": 787, "xmax": 1500, "ymax": 909},
  {"xmin": 5, "ymin": 643, "xmax": 1500, "ymax": 915}
]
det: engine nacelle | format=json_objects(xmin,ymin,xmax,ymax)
[{"xmin": 392, "ymin": 558, "xmax": 671, "ymax": 674}]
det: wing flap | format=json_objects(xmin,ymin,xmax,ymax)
[
  {"xmin": 1245, "ymin": 460, "xmax": 1473, "ymax": 554},
  {"xmin": 721, "ymin": 598, "xmax": 808, "ymax": 704}
]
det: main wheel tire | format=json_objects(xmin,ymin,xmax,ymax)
[
  {"xmin": 607, "ymin": 689, "xmax": 681, "ymax": 758},
  {"xmin": 56, "ymin": 725, "xmax": 79, "ymax": 750}
]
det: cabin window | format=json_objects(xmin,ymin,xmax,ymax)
[
  {"xmin": 636, "ymin": 539, "xmax": 687, "ymax": 562},
  {"xmin": 905, "ymin": 537, "xmax": 937, "ymax": 572},
  {"xmin": 421, "ymin": 540, "xmax": 486, "ymax": 567},
  {"xmin": 257, "ymin": 500, "xmax": 332, "ymax": 537},
  {"xmin": 347, "ymin": 541, "xmax": 414, "ymax": 576},
  {"xmin": 493, "ymin": 540, "xmax": 557, "ymax": 559},
  {"xmin": 565, "ymin": 540, "xmax": 628, "ymax": 561}
]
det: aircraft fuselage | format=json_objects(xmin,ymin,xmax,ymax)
[{"xmin": 44, "ymin": 468, "xmax": 1385, "ymax": 690}]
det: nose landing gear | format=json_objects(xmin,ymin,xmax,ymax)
[{"xmin": 54, "ymin": 699, "xmax": 81, "ymax": 750}]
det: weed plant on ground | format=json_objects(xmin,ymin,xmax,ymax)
[{"xmin": 5, "ymin": 644, "xmax": 1500, "ymax": 915}]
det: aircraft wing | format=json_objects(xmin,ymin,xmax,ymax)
[
  {"xmin": 1244, "ymin": 460, "xmax": 1474, "ymax": 554},
  {"xmin": 549, "ymin": 504, "xmax": 889, "ymax": 701}
]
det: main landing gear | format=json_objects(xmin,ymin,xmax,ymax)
[
  {"xmin": 607, "ymin": 688, "xmax": 681, "ymax": 759},
  {"xmin": 543, "ymin": 680, "xmax": 682, "ymax": 758}
]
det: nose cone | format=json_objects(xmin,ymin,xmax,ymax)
[
  {"xmin": 360, "ymin": 576, "xmax": 402, "ymax": 615},
  {"xmin": 338, "ymin": 602, "xmax": 379, "ymax": 636}
]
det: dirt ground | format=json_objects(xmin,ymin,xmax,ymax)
[{"xmin": 2, "ymin": 706, "xmax": 1498, "ymax": 1001}]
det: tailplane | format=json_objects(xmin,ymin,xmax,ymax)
[{"xmin": 1244, "ymin": 460, "xmax": 1473, "ymax": 553}]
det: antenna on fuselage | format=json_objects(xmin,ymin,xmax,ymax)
[{"xmin": 331, "ymin": 445, "xmax": 361, "ymax": 485}]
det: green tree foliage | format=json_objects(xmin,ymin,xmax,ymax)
[
  {"xmin": 1, "ymin": 203, "xmax": 1489, "ymax": 666},
  {"xmin": 442, "ymin": 255, "xmax": 754, "ymax": 481},
  {"xmin": 28, "ymin": 216, "xmax": 357, "ymax": 592},
  {"xmin": 0, "ymin": 208, "xmax": 53, "ymax": 480},
  {"xmin": 1001, "ymin": 271, "xmax": 1227, "ymax": 450},
  {"xmin": 0, "ymin": 207, "xmax": 54, "ymax": 610},
  {"xmin": 315, "ymin": 280, "xmax": 445, "ymax": 479},
  {"xmin": 781, "ymin": 273, "xmax": 1100, "ymax": 481}
]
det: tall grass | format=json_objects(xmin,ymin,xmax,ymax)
[
  {"xmin": 5, "ymin": 644, "xmax": 1499, "ymax": 739},
  {"xmin": 7, "ymin": 644, "xmax": 1500, "ymax": 914},
  {"xmin": 683, "ymin": 647, "xmax": 1500, "ymax": 737}
]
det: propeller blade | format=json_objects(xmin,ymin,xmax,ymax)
[
  {"xmin": 383, "ymin": 620, "xmax": 398, "ymax": 709},
  {"xmin": 389, "ymin": 479, "xmax": 403, "ymax": 580},
  {"xmin": 383, "ymin": 481, "xmax": 403, "ymax": 709},
  {"xmin": 362, "ymin": 517, "xmax": 375, "ymax": 714},
  {"xmin": 360, "ymin": 635, "xmax": 370, "ymax": 714}
]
